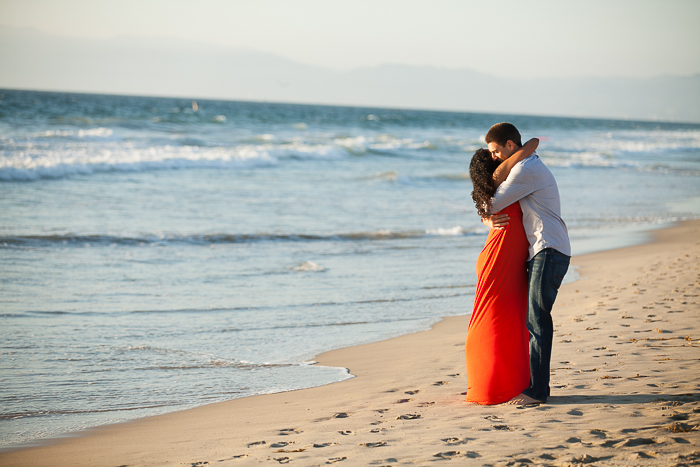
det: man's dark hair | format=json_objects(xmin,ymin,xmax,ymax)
[{"xmin": 485, "ymin": 122, "xmax": 522, "ymax": 148}]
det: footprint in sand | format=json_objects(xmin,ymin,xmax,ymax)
[
  {"xmin": 492, "ymin": 425, "xmax": 513, "ymax": 431},
  {"xmin": 270, "ymin": 441, "xmax": 295, "ymax": 448},
  {"xmin": 674, "ymin": 452, "xmax": 700, "ymax": 463},
  {"xmin": 313, "ymin": 443, "xmax": 338, "ymax": 448},
  {"xmin": 338, "ymin": 430, "xmax": 354, "ymax": 435},
  {"xmin": 515, "ymin": 403, "xmax": 542, "ymax": 410},
  {"xmin": 629, "ymin": 451, "xmax": 657, "ymax": 460},
  {"xmin": 326, "ymin": 457, "xmax": 347, "ymax": 464},
  {"xmin": 434, "ymin": 451, "xmax": 460, "ymax": 459},
  {"xmin": 405, "ymin": 390, "xmax": 420, "ymax": 395},
  {"xmin": 434, "ymin": 451, "xmax": 481, "ymax": 459},
  {"xmin": 248, "ymin": 441, "xmax": 266, "ymax": 447},
  {"xmin": 374, "ymin": 409, "xmax": 389, "ymax": 413},
  {"xmin": 278, "ymin": 428, "xmax": 302, "ymax": 435},
  {"xmin": 273, "ymin": 457, "xmax": 290, "ymax": 464},
  {"xmin": 396, "ymin": 398, "xmax": 411, "ymax": 403},
  {"xmin": 559, "ymin": 454, "xmax": 599, "ymax": 464},
  {"xmin": 333, "ymin": 412, "xmax": 350, "ymax": 419},
  {"xmin": 655, "ymin": 400, "xmax": 683, "ymax": 407},
  {"xmin": 433, "ymin": 381, "xmax": 449, "ymax": 386},
  {"xmin": 614, "ymin": 438, "xmax": 657, "ymax": 448},
  {"xmin": 360, "ymin": 441, "xmax": 388, "ymax": 448},
  {"xmin": 370, "ymin": 458, "xmax": 399, "ymax": 465},
  {"xmin": 207, "ymin": 454, "xmax": 248, "ymax": 463},
  {"xmin": 442, "ymin": 437, "xmax": 473, "ymax": 446},
  {"xmin": 511, "ymin": 457, "xmax": 535, "ymax": 464},
  {"xmin": 567, "ymin": 409, "xmax": 583, "ymax": 416},
  {"xmin": 396, "ymin": 414, "xmax": 421, "ymax": 420},
  {"xmin": 667, "ymin": 422, "xmax": 696, "ymax": 433}
]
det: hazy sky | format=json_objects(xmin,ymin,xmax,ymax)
[{"xmin": 1, "ymin": 0, "xmax": 699, "ymax": 79}]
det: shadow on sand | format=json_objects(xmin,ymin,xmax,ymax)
[{"xmin": 548, "ymin": 392, "xmax": 699, "ymax": 405}]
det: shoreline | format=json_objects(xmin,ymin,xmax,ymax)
[{"xmin": 1, "ymin": 220, "xmax": 699, "ymax": 466}]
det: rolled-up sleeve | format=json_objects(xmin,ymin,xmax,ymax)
[{"xmin": 490, "ymin": 164, "xmax": 536, "ymax": 214}]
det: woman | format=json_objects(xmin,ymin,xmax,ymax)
[{"xmin": 465, "ymin": 139, "xmax": 538, "ymax": 405}]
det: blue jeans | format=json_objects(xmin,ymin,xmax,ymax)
[{"xmin": 522, "ymin": 248, "xmax": 570, "ymax": 402}]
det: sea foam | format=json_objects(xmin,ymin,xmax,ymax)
[{"xmin": 0, "ymin": 132, "xmax": 443, "ymax": 181}]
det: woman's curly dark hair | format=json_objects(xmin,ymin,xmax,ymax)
[{"xmin": 469, "ymin": 148, "xmax": 501, "ymax": 218}]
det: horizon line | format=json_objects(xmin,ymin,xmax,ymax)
[{"xmin": 3, "ymin": 86, "xmax": 700, "ymax": 127}]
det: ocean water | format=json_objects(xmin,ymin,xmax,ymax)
[{"xmin": 1, "ymin": 89, "xmax": 699, "ymax": 448}]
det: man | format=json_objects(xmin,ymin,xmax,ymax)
[{"xmin": 484, "ymin": 122, "xmax": 571, "ymax": 404}]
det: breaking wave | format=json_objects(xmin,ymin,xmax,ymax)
[{"xmin": 0, "ymin": 228, "xmax": 479, "ymax": 248}]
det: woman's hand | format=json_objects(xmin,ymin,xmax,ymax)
[
  {"xmin": 482, "ymin": 213, "xmax": 510, "ymax": 230},
  {"xmin": 492, "ymin": 138, "xmax": 539, "ymax": 188}
]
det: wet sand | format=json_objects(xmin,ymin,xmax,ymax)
[{"xmin": 1, "ymin": 220, "xmax": 699, "ymax": 466}]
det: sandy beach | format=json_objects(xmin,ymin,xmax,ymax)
[{"xmin": 1, "ymin": 220, "xmax": 699, "ymax": 466}]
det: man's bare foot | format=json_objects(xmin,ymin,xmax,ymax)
[{"xmin": 506, "ymin": 393, "xmax": 544, "ymax": 406}]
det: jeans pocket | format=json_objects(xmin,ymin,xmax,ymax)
[{"xmin": 549, "ymin": 260, "xmax": 569, "ymax": 291}]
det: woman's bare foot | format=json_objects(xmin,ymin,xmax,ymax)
[{"xmin": 506, "ymin": 393, "xmax": 544, "ymax": 406}]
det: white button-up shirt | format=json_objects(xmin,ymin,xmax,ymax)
[{"xmin": 491, "ymin": 152, "xmax": 571, "ymax": 261}]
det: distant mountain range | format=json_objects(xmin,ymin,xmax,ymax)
[{"xmin": 2, "ymin": 26, "xmax": 699, "ymax": 123}]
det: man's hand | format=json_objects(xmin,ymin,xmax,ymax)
[{"xmin": 482, "ymin": 213, "xmax": 510, "ymax": 230}]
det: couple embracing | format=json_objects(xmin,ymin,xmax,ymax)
[{"xmin": 466, "ymin": 122, "xmax": 571, "ymax": 405}]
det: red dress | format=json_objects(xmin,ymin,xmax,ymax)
[{"xmin": 465, "ymin": 203, "xmax": 530, "ymax": 404}]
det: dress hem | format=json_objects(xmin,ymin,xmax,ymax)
[{"xmin": 465, "ymin": 385, "xmax": 529, "ymax": 406}]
